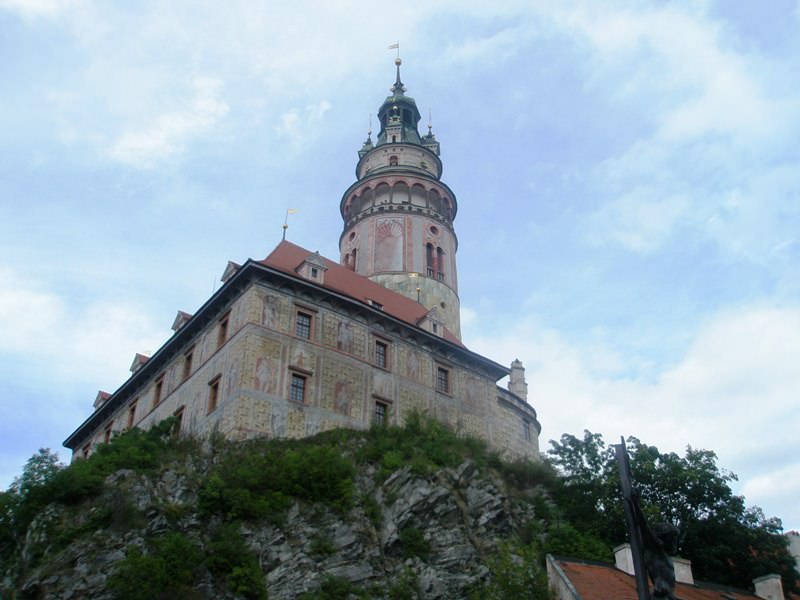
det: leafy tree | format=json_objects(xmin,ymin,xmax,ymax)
[
  {"xmin": 0, "ymin": 449, "xmax": 65, "ymax": 558},
  {"xmin": 548, "ymin": 431, "xmax": 797, "ymax": 593}
]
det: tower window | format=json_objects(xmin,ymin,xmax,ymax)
[
  {"xmin": 426, "ymin": 243, "xmax": 434, "ymax": 277},
  {"xmin": 391, "ymin": 135, "xmax": 396, "ymax": 143},
  {"xmin": 290, "ymin": 373, "xmax": 307, "ymax": 403},
  {"xmin": 389, "ymin": 155, "xmax": 398, "ymax": 166},
  {"xmin": 295, "ymin": 311, "xmax": 312, "ymax": 339},
  {"xmin": 436, "ymin": 366, "xmax": 450, "ymax": 394},
  {"xmin": 523, "ymin": 419, "xmax": 532, "ymax": 442}
]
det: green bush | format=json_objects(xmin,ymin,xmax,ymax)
[
  {"xmin": 199, "ymin": 439, "xmax": 355, "ymax": 521},
  {"xmin": 310, "ymin": 534, "xmax": 336, "ymax": 557},
  {"xmin": 206, "ymin": 523, "xmax": 267, "ymax": 600},
  {"xmin": 471, "ymin": 542, "xmax": 551, "ymax": 600},
  {"xmin": 297, "ymin": 575, "xmax": 371, "ymax": 600},
  {"xmin": 358, "ymin": 410, "xmax": 492, "ymax": 480},
  {"xmin": 108, "ymin": 532, "xmax": 204, "ymax": 600},
  {"xmin": 398, "ymin": 526, "xmax": 430, "ymax": 560},
  {"xmin": 387, "ymin": 567, "xmax": 420, "ymax": 600}
]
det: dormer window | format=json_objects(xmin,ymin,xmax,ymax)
[{"xmin": 297, "ymin": 253, "xmax": 328, "ymax": 283}]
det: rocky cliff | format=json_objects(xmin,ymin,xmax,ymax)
[{"xmin": 2, "ymin": 417, "xmax": 554, "ymax": 599}]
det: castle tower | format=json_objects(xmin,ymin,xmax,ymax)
[{"xmin": 339, "ymin": 58, "xmax": 461, "ymax": 339}]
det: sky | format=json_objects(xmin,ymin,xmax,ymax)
[{"xmin": 1, "ymin": 0, "xmax": 799, "ymax": 533}]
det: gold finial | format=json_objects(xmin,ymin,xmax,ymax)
[{"xmin": 282, "ymin": 208, "xmax": 298, "ymax": 241}]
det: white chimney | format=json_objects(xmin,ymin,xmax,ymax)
[
  {"xmin": 614, "ymin": 544, "xmax": 635, "ymax": 575},
  {"xmin": 672, "ymin": 557, "xmax": 694, "ymax": 585},
  {"xmin": 508, "ymin": 359, "xmax": 528, "ymax": 400},
  {"xmin": 614, "ymin": 543, "xmax": 693, "ymax": 585},
  {"xmin": 754, "ymin": 574, "xmax": 784, "ymax": 600}
]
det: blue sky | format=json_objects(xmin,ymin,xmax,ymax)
[{"xmin": 2, "ymin": 1, "xmax": 799, "ymax": 532}]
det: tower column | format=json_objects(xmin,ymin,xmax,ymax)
[{"xmin": 339, "ymin": 58, "xmax": 462, "ymax": 339}]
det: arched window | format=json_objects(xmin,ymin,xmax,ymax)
[
  {"xmin": 350, "ymin": 249, "xmax": 357, "ymax": 271},
  {"xmin": 436, "ymin": 247, "xmax": 445, "ymax": 281},
  {"xmin": 425, "ymin": 243, "xmax": 434, "ymax": 277},
  {"xmin": 389, "ymin": 155, "xmax": 398, "ymax": 166}
]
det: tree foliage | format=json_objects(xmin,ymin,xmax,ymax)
[{"xmin": 548, "ymin": 430, "xmax": 797, "ymax": 593}]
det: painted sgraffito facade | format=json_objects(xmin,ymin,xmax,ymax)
[{"xmin": 64, "ymin": 60, "xmax": 541, "ymax": 461}]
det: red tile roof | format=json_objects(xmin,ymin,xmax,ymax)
[
  {"xmin": 260, "ymin": 240, "xmax": 465, "ymax": 347},
  {"xmin": 554, "ymin": 558, "xmax": 765, "ymax": 600}
]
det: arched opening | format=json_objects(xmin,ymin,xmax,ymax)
[
  {"xmin": 426, "ymin": 243, "xmax": 434, "ymax": 277},
  {"xmin": 389, "ymin": 155, "xmax": 398, "ymax": 166},
  {"xmin": 436, "ymin": 247, "xmax": 445, "ymax": 282},
  {"xmin": 392, "ymin": 181, "xmax": 409, "ymax": 205}
]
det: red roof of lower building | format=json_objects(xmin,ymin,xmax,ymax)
[{"xmin": 552, "ymin": 557, "xmax": 766, "ymax": 600}]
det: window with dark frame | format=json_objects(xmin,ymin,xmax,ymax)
[
  {"xmin": 153, "ymin": 375, "xmax": 164, "ymax": 408},
  {"xmin": 217, "ymin": 313, "xmax": 230, "ymax": 349},
  {"xmin": 208, "ymin": 376, "xmax": 220, "ymax": 414},
  {"xmin": 104, "ymin": 425, "xmax": 112, "ymax": 444},
  {"xmin": 436, "ymin": 366, "xmax": 450, "ymax": 394},
  {"xmin": 182, "ymin": 347, "xmax": 194, "ymax": 380},
  {"xmin": 173, "ymin": 406, "xmax": 185, "ymax": 435},
  {"xmin": 295, "ymin": 311, "xmax": 312, "ymax": 339},
  {"xmin": 82, "ymin": 444, "xmax": 90, "ymax": 458},
  {"xmin": 126, "ymin": 400, "xmax": 137, "ymax": 429},
  {"xmin": 523, "ymin": 419, "xmax": 532, "ymax": 442},
  {"xmin": 290, "ymin": 373, "xmax": 307, "ymax": 403},
  {"xmin": 374, "ymin": 401, "xmax": 388, "ymax": 426},
  {"xmin": 375, "ymin": 340, "xmax": 388, "ymax": 369}
]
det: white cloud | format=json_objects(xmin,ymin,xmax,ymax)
[
  {"xmin": 0, "ymin": 266, "xmax": 165, "ymax": 387},
  {"xmin": 548, "ymin": 3, "xmax": 800, "ymax": 256},
  {"xmin": 274, "ymin": 100, "xmax": 332, "ymax": 153},
  {"xmin": 109, "ymin": 76, "xmax": 229, "ymax": 168},
  {"xmin": 0, "ymin": 0, "xmax": 77, "ymax": 20},
  {"xmin": 587, "ymin": 189, "xmax": 690, "ymax": 252},
  {"xmin": 463, "ymin": 303, "xmax": 800, "ymax": 528}
]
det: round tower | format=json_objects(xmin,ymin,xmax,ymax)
[{"xmin": 339, "ymin": 58, "xmax": 461, "ymax": 338}]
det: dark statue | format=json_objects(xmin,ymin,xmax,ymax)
[
  {"xmin": 632, "ymin": 492, "xmax": 678, "ymax": 600},
  {"xmin": 616, "ymin": 439, "xmax": 678, "ymax": 600}
]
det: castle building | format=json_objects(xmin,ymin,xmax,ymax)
[{"xmin": 63, "ymin": 60, "xmax": 541, "ymax": 461}]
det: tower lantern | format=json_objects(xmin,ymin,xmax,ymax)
[{"xmin": 339, "ymin": 58, "xmax": 461, "ymax": 338}]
